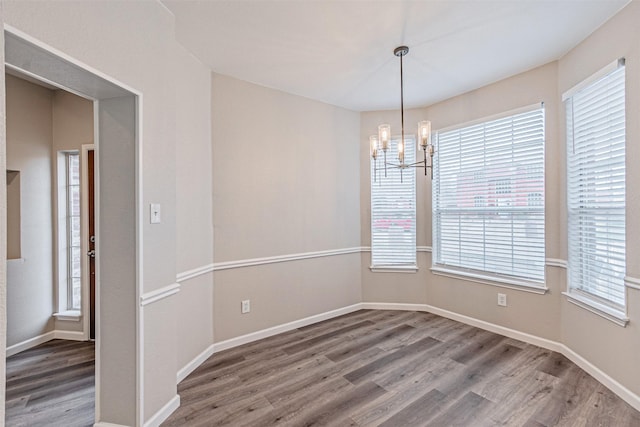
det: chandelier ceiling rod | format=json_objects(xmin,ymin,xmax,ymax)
[
  {"xmin": 370, "ymin": 46, "xmax": 435, "ymax": 182},
  {"xmin": 396, "ymin": 46, "xmax": 408, "ymax": 166}
]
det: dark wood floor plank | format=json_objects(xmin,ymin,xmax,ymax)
[
  {"xmin": 450, "ymin": 331, "xmax": 506, "ymax": 365},
  {"xmin": 343, "ymin": 336, "xmax": 440, "ymax": 385},
  {"xmin": 569, "ymin": 382, "xmax": 640, "ymax": 427},
  {"xmin": 5, "ymin": 339, "xmax": 94, "ymax": 427},
  {"xmin": 286, "ymin": 381, "xmax": 386, "ymax": 427},
  {"xmin": 161, "ymin": 310, "xmax": 640, "ymax": 427},
  {"xmin": 281, "ymin": 320, "xmax": 375, "ymax": 354},
  {"xmin": 428, "ymin": 391, "xmax": 495, "ymax": 427},
  {"xmin": 526, "ymin": 364, "xmax": 595, "ymax": 426},
  {"xmin": 537, "ymin": 351, "xmax": 573, "ymax": 378},
  {"xmin": 351, "ymin": 358, "xmax": 464, "ymax": 426},
  {"xmin": 481, "ymin": 369, "xmax": 558, "ymax": 425},
  {"xmin": 437, "ymin": 343, "xmax": 522, "ymax": 400},
  {"xmin": 324, "ymin": 324, "xmax": 415, "ymax": 362},
  {"xmin": 378, "ymin": 388, "xmax": 450, "ymax": 427},
  {"xmin": 245, "ymin": 376, "xmax": 355, "ymax": 426}
]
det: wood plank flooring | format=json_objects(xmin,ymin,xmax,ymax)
[
  {"xmin": 163, "ymin": 310, "xmax": 640, "ymax": 427},
  {"xmin": 5, "ymin": 339, "xmax": 94, "ymax": 427}
]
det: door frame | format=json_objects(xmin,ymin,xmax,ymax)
[{"xmin": 81, "ymin": 143, "xmax": 95, "ymax": 341}]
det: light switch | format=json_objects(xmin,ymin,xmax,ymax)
[{"xmin": 150, "ymin": 203, "xmax": 161, "ymax": 224}]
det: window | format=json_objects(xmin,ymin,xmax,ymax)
[
  {"xmin": 565, "ymin": 60, "xmax": 626, "ymax": 316},
  {"xmin": 60, "ymin": 152, "xmax": 81, "ymax": 310},
  {"xmin": 370, "ymin": 136, "xmax": 416, "ymax": 268},
  {"xmin": 433, "ymin": 105, "xmax": 545, "ymax": 287}
]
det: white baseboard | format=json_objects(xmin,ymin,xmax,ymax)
[
  {"xmin": 561, "ymin": 344, "xmax": 640, "ymax": 412},
  {"xmin": 54, "ymin": 330, "xmax": 86, "ymax": 341},
  {"xmin": 211, "ymin": 303, "xmax": 362, "ymax": 354},
  {"xmin": 6, "ymin": 331, "xmax": 56, "ymax": 357},
  {"xmin": 94, "ymin": 423, "xmax": 130, "ymax": 427},
  {"xmin": 143, "ymin": 394, "xmax": 180, "ymax": 427},
  {"xmin": 362, "ymin": 302, "xmax": 640, "ymax": 412},
  {"xmin": 176, "ymin": 303, "xmax": 362, "ymax": 383},
  {"xmin": 7, "ymin": 329, "xmax": 88, "ymax": 357},
  {"xmin": 177, "ymin": 343, "xmax": 216, "ymax": 383}
]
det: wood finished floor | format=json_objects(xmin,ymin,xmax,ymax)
[
  {"xmin": 163, "ymin": 310, "xmax": 640, "ymax": 427},
  {"xmin": 5, "ymin": 339, "xmax": 95, "ymax": 427}
]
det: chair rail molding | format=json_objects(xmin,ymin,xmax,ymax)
[
  {"xmin": 212, "ymin": 247, "xmax": 364, "ymax": 271},
  {"xmin": 176, "ymin": 263, "xmax": 215, "ymax": 283},
  {"xmin": 140, "ymin": 283, "xmax": 181, "ymax": 307},
  {"xmin": 625, "ymin": 276, "xmax": 640, "ymax": 291}
]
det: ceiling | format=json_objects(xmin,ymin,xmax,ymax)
[{"xmin": 163, "ymin": 0, "xmax": 629, "ymax": 112}]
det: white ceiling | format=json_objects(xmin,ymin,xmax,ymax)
[{"xmin": 163, "ymin": 0, "xmax": 629, "ymax": 112}]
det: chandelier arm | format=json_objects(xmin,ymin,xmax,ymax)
[
  {"xmin": 404, "ymin": 160, "xmax": 428, "ymax": 167},
  {"xmin": 383, "ymin": 161, "xmax": 403, "ymax": 168}
]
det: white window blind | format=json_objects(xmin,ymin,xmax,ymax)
[
  {"xmin": 433, "ymin": 106, "xmax": 545, "ymax": 285},
  {"xmin": 371, "ymin": 136, "xmax": 416, "ymax": 267},
  {"xmin": 566, "ymin": 62, "xmax": 626, "ymax": 311}
]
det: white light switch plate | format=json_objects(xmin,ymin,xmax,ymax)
[{"xmin": 150, "ymin": 203, "xmax": 161, "ymax": 224}]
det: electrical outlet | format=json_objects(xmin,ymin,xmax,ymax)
[
  {"xmin": 241, "ymin": 299, "xmax": 251, "ymax": 314},
  {"xmin": 497, "ymin": 293, "xmax": 507, "ymax": 307}
]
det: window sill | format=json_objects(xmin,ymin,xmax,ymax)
[
  {"xmin": 430, "ymin": 266, "xmax": 548, "ymax": 294},
  {"xmin": 562, "ymin": 292, "xmax": 628, "ymax": 327},
  {"xmin": 53, "ymin": 310, "xmax": 82, "ymax": 322},
  {"xmin": 370, "ymin": 265, "xmax": 418, "ymax": 273}
]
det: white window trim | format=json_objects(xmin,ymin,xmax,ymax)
[
  {"xmin": 431, "ymin": 266, "xmax": 548, "ymax": 294},
  {"xmin": 565, "ymin": 59, "xmax": 626, "ymax": 318},
  {"xmin": 432, "ymin": 103, "xmax": 546, "ymax": 288},
  {"xmin": 436, "ymin": 102, "xmax": 543, "ymax": 134},
  {"xmin": 370, "ymin": 135, "xmax": 417, "ymax": 268},
  {"xmin": 562, "ymin": 291, "xmax": 629, "ymax": 327},
  {"xmin": 562, "ymin": 58, "xmax": 625, "ymax": 101},
  {"xmin": 53, "ymin": 310, "xmax": 82, "ymax": 322},
  {"xmin": 369, "ymin": 265, "xmax": 418, "ymax": 273},
  {"xmin": 55, "ymin": 151, "xmax": 82, "ymax": 313}
]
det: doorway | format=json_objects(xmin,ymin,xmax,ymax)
[{"xmin": 3, "ymin": 29, "xmax": 142, "ymax": 425}]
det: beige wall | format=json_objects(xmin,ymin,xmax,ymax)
[
  {"xmin": 52, "ymin": 90, "xmax": 93, "ymax": 151},
  {"xmin": 174, "ymin": 42, "xmax": 214, "ymax": 373},
  {"xmin": 558, "ymin": 0, "xmax": 640, "ymax": 397},
  {"xmin": 211, "ymin": 73, "xmax": 362, "ymax": 341},
  {"xmin": 5, "ymin": 74, "xmax": 55, "ymax": 347}
]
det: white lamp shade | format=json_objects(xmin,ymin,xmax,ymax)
[
  {"xmin": 378, "ymin": 124, "xmax": 391, "ymax": 150},
  {"xmin": 418, "ymin": 120, "xmax": 431, "ymax": 148}
]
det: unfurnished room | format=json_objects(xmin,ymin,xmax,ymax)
[{"xmin": 1, "ymin": 1, "xmax": 639, "ymax": 426}]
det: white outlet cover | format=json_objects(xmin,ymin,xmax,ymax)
[
  {"xmin": 241, "ymin": 300, "xmax": 251, "ymax": 314},
  {"xmin": 497, "ymin": 293, "xmax": 507, "ymax": 307}
]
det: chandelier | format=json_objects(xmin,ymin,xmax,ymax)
[{"xmin": 370, "ymin": 46, "xmax": 435, "ymax": 181}]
